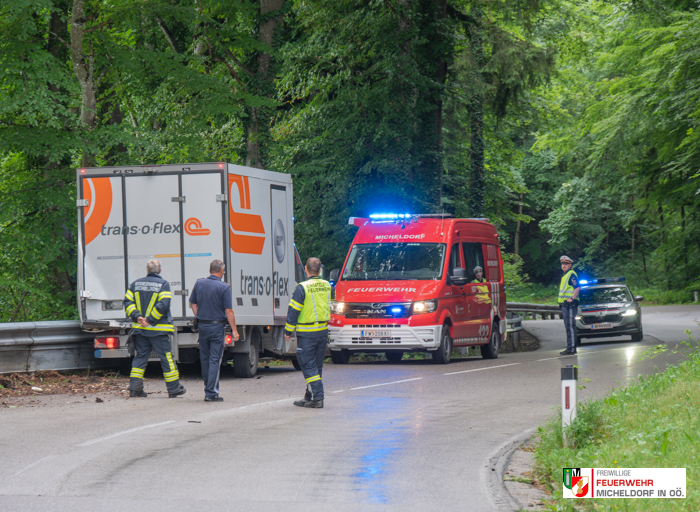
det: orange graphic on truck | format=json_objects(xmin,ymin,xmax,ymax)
[
  {"xmin": 83, "ymin": 177, "xmax": 113, "ymax": 245},
  {"xmin": 228, "ymin": 174, "xmax": 265, "ymax": 254},
  {"xmin": 184, "ymin": 217, "xmax": 211, "ymax": 236}
]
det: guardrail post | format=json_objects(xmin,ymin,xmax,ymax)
[
  {"xmin": 695, "ymin": 291, "xmax": 698, "ymax": 303},
  {"xmin": 561, "ymin": 364, "xmax": 578, "ymax": 445}
]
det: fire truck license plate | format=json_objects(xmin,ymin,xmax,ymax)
[
  {"xmin": 361, "ymin": 330, "xmax": 391, "ymax": 337},
  {"xmin": 591, "ymin": 323, "xmax": 613, "ymax": 330}
]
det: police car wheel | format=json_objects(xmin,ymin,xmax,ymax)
[
  {"xmin": 480, "ymin": 321, "xmax": 500, "ymax": 360},
  {"xmin": 576, "ymin": 336, "xmax": 582, "ymax": 347},
  {"xmin": 330, "ymin": 349, "xmax": 351, "ymax": 364},
  {"xmin": 433, "ymin": 325, "xmax": 452, "ymax": 364},
  {"xmin": 631, "ymin": 324, "xmax": 643, "ymax": 342}
]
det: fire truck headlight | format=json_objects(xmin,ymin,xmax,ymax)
[
  {"xmin": 330, "ymin": 301, "xmax": 345, "ymax": 316},
  {"xmin": 412, "ymin": 300, "xmax": 438, "ymax": 314}
]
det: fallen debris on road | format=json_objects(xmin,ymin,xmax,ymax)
[{"xmin": 0, "ymin": 370, "xmax": 127, "ymax": 404}]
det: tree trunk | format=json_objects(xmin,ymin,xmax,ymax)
[
  {"xmin": 514, "ymin": 193, "xmax": 523, "ymax": 255},
  {"xmin": 631, "ymin": 224, "xmax": 635, "ymax": 264},
  {"xmin": 246, "ymin": 0, "xmax": 285, "ymax": 169},
  {"xmin": 467, "ymin": 3, "xmax": 485, "ymax": 218},
  {"xmin": 70, "ymin": 0, "xmax": 98, "ymax": 166}
]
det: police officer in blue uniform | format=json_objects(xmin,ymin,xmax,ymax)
[
  {"xmin": 284, "ymin": 257, "xmax": 333, "ymax": 409},
  {"xmin": 558, "ymin": 255, "xmax": 581, "ymax": 355},
  {"xmin": 189, "ymin": 259, "xmax": 239, "ymax": 402},
  {"xmin": 124, "ymin": 259, "xmax": 186, "ymax": 398}
]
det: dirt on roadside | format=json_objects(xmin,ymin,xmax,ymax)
[{"xmin": 0, "ymin": 370, "xmax": 128, "ymax": 406}]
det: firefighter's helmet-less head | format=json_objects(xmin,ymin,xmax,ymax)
[{"xmin": 560, "ymin": 255, "xmax": 574, "ymax": 264}]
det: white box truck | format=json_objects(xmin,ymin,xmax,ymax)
[{"xmin": 76, "ymin": 162, "xmax": 305, "ymax": 377}]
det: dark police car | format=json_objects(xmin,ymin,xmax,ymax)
[{"xmin": 575, "ymin": 277, "xmax": 644, "ymax": 346}]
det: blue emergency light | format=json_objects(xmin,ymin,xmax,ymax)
[
  {"xmin": 580, "ymin": 277, "xmax": 625, "ymax": 286},
  {"xmin": 369, "ymin": 213, "xmax": 412, "ymax": 220},
  {"xmin": 390, "ymin": 307, "xmax": 402, "ymax": 314}
]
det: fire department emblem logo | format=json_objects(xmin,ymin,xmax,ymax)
[{"xmin": 563, "ymin": 468, "xmax": 589, "ymax": 497}]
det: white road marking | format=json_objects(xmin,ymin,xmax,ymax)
[
  {"xmin": 202, "ymin": 398, "xmax": 291, "ymax": 417},
  {"xmin": 78, "ymin": 421, "xmax": 174, "ymax": 447},
  {"xmin": 443, "ymin": 363, "xmax": 521, "ymax": 375},
  {"xmin": 14, "ymin": 455, "xmax": 54, "ymax": 476},
  {"xmin": 333, "ymin": 377, "xmax": 423, "ymax": 393},
  {"xmin": 536, "ymin": 355, "xmax": 577, "ymax": 361}
]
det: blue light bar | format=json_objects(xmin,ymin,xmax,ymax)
[
  {"xmin": 579, "ymin": 280, "xmax": 589, "ymax": 285},
  {"xmin": 580, "ymin": 277, "xmax": 625, "ymax": 287},
  {"xmin": 369, "ymin": 213, "xmax": 412, "ymax": 220},
  {"xmin": 390, "ymin": 307, "xmax": 402, "ymax": 313}
]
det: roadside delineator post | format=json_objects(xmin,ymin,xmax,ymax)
[
  {"xmin": 694, "ymin": 291, "xmax": 698, "ymax": 303},
  {"xmin": 561, "ymin": 364, "xmax": 578, "ymax": 444}
]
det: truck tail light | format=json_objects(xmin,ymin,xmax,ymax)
[
  {"xmin": 94, "ymin": 337, "xmax": 120, "ymax": 349},
  {"xmin": 225, "ymin": 334, "xmax": 233, "ymax": 346}
]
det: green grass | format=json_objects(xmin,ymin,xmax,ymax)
[
  {"xmin": 533, "ymin": 348, "xmax": 700, "ymax": 510},
  {"xmin": 507, "ymin": 283, "xmax": 558, "ymax": 304}
]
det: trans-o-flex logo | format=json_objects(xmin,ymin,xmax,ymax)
[{"xmin": 98, "ymin": 218, "xmax": 210, "ymax": 237}]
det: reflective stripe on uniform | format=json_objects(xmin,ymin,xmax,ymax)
[
  {"xmin": 296, "ymin": 323, "xmax": 328, "ymax": 332},
  {"xmin": 130, "ymin": 368, "xmax": 145, "ymax": 379},
  {"xmin": 285, "ymin": 323, "xmax": 296, "ymax": 331},
  {"xmin": 131, "ymin": 323, "xmax": 175, "ymax": 332},
  {"xmin": 151, "ymin": 309, "xmax": 163, "ymax": 320},
  {"xmin": 125, "ymin": 290, "xmax": 134, "ymax": 300},
  {"xmin": 157, "ymin": 291, "xmax": 172, "ymax": 300},
  {"xmin": 289, "ymin": 299, "xmax": 303, "ymax": 311},
  {"xmin": 144, "ymin": 292, "xmax": 158, "ymax": 318},
  {"xmin": 125, "ymin": 304, "xmax": 137, "ymax": 315},
  {"xmin": 135, "ymin": 292, "xmax": 142, "ymax": 315},
  {"xmin": 163, "ymin": 370, "xmax": 180, "ymax": 382},
  {"xmin": 305, "ymin": 375, "xmax": 321, "ymax": 383}
]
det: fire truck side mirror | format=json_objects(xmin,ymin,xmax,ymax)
[
  {"xmin": 450, "ymin": 267, "xmax": 468, "ymax": 286},
  {"xmin": 329, "ymin": 268, "xmax": 340, "ymax": 284}
]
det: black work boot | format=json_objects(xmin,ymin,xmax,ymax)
[
  {"xmin": 560, "ymin": 350, "xmax": 576, "ymax": 356},
  {"xmin": 168, "ymin": 385, "xmax": 186, "ymax": 398},
  {"xmin": 130, "ymin": 390, "xmax": 147, "ymax": 397},
  {"xmin": 304, "ymin": 399, "xmax": 324, "ymax": 408},
  {"xmin": 293, "ymin": 398, "xmax": 309, "ymax": 407}
]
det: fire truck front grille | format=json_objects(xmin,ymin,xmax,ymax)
[{"xmin": 344, "ymin": 303, "xmax": 412, "ymax": 319}]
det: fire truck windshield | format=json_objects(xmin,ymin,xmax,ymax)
[{"xmin": 342, "ymin": 243, "xmax": 446, "ymax": 281}]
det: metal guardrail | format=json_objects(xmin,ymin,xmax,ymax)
[
  {"xmin": 0, "ymin": 321, "xmax": 113, "ymax": 375},
  {"xmin": 507, "ymin": 302, "xmax": 562, "ymax": 320},
  {"xmin": 0, "ymin": 302, "xmax": 556, "ymax": 374}
]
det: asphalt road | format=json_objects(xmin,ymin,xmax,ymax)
[{"xmin": 1, "ymin": 305, "xmax": 698, "ymax": 511}]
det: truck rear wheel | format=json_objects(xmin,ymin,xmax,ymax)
[
  {"xmin": 233, "ymin": 330, "xmax": 259, "ymax": 378},
  {"xmin": 433, "ymin": 325, "xmax": 452, "ymax": 364},
  {"xmin": 385, "ymin": 350, "xmax": 404, "ymax": 363},
  {"xmin": 330, "ymin": 349, "xmax": 351, "ymax": 364},
  {"xmin": 480, "ymin": 321, "xmax": 500, "ymax": 360}
]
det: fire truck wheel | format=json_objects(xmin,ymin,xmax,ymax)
[
  {"xmin": 233, "ymin": 331, "xmax": 260, "ymax": 378},
  {"xmin": 291, "ymin": 358, "xmax": 302, "ymax": 371},
  {"xmin": 480, "ymin": 321, "xmax": 500, "ymax": 360},
  {"xmin": 118, "ymin": 357, "xmax": 133, "ymax": 377},
  {"xmin": 330, "ymin": 349, "xmax": 351, "ymax": 364},
  {"xmin": 385, "ymin": 350, "xmax": 404, "ymax": 363},
  {"xmin": 433, "ymin": 325, "xmax": 452, "ymax": 364}
]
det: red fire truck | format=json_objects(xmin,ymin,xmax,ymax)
[{"xmin": 328, "ymin": 214, "xmax": 506, "ymax": 364}]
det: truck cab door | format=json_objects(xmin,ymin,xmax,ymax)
[{"xmin": 446, "ymin": 243, "xmax": 469, "ymax": 340}]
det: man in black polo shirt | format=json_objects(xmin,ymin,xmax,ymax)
[{"xmin": 189, "ymin": 259, "xmax": 239, "ymax": 402}]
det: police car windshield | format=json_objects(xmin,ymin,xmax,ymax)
[
  {"xmin": 579, "ymin": 286, "xmax": 631, "ymax": 305},
  {"xmin": 343, "ymin": 243, "xmax": 445, "ymax": 281}
]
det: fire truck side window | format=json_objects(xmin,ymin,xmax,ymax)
[
  {"xmin": 462, "ymin": 242, "xmax": 484, "ymax": 281},
  {"xmin": 448, "ymin": 243, "xmax": 460, "ymax": 276}
]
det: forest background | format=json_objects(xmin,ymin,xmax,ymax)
[{"xmin": 1, "ymin": 0, "xmax": 699, "ymax": 322}]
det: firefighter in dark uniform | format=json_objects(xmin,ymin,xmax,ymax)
[
  {"xmin": 189, "ymin": 259, "xmax": 239, "ymax": 402},
  {"xmin": 124, "ymin": 259, "xmax": 186, "ymax": 398},
  {"xmin": 472, "ymin": 266, "xmax": 485, "ymax": 283},
  {"xmin": 558, "ymin": 255, "xmax": 581, "ymax": 355},
  {"xmin": 284, "ymin": 257, "xmax": 333, "ymax": 409}
]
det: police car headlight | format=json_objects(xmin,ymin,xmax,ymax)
[
  {"xmin": 330, "ymin": 301, "xmax": 345, "ymax": 316},
  {"xmin": 412, "ymin": 300, "xmax": 438, "ymax": 314},
  {"xmin": 575, "ymin": 316, "xmax": 582, "ymax": 321},
  {"xmin": 622, "ymin": 309, "xmax": 638, "ymax": 316}
]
